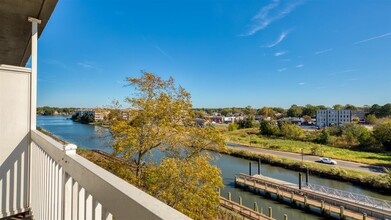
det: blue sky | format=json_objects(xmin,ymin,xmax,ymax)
[{"xmin": 34, "ymin": 0, "xmax": 391, "ymax": 108}]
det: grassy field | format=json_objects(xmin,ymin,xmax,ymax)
[{"xmin": 221, "ymin": 128, "xmax": 391, "ymax": 167}]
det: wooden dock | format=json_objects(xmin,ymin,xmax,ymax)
[
  {"xmin": 235, "ymin": 173, "xmax": 391, "ymax": 220},
  {"xmin": 220, "ymin": 197, "xmax": 275, "ymax": 220}
]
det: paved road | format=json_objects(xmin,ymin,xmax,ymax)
[{"xmin": 226, "ymin": 143, "xmax": 385, "ymax": 174}]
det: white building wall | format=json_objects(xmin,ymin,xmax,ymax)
[
  {"xmin": 316, "ymin": 109, "xmax": 352, "ymax": 127},
  {"xmin": 0, "ymin": 65, "xmax": 31, "ymax": 217}
]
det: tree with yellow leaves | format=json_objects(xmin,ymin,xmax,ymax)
[{"xmin": 109, "ymin": 72, "xmax": 225, "ymax": 219}]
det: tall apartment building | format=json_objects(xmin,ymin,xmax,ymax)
[{"xmin": 316, "ymin": 110, "xmax": 351, "ymax": 127}]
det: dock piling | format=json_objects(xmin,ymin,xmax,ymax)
[
  {"xmin": 306, "ymin": 168, "xmax": 309, "ymax": 186},
  {"xmin": 299, "ymin": 173, "xmax": 302, "ymax": 190},
  {"xmin": 284, "ymin": 214, "xmax": 288, "ymax": 220},
  {"xmin": 290, "ymin": 192, "xmax": 295, "ymax": 202},
  {"xmin": 268, "ymin": 207, "xmax": 272, "ymax": 218},
  {"xmin": 239, "ymin": 196, "xmax": 242, "ymax": 206},
  {"xmin": 249, "ymin": 162, "xmax": 252, "ymax": 176},
  {"xmin": 340, "ymin": 206, "xmax": 344, "ymax": 219},
  {"xmin": 362, "ymin": 213, "xmax": 367, "ymax": 220},
  {"xmin": 304, "ymin": 196, "xmax": 308, "ymax": 207},
  {"xmin": 258, "ymin": 158, "xmax": 261, "ymax": 175},
  {"xmin": 253, "ymin": 202, "xmax": 258, "ymax": 212},
  {"xmin": 228, "ymin": 192, "xmax": 231, "ymax": 201}
]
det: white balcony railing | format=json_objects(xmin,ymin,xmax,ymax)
[{"xmin": 30, "ymin": 130, "xmax": 190, "ymax": 220}]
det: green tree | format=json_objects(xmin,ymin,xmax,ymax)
[
  {"xmin": 369, "ymin": 104, "xmax": 382, "ymax": 116},
  {"xmin": 108, "ymin": 72, "xmax": 224, "ymax": 218},
  {"xmin": 243, "ymin": 105, "xmax": 256, "ymax": 116},
  {"xmin": 316, "ymin": 105, "xmax": 328, "ymax": 110},
  {"xmin": 272, "ymin": 107, "xmax": 286, "ymax": 114},
  {"xmin": 357, "ymin": 129, "xmax": 374, "ymax": 147},
  {"xmin": 43, "ymin": 108, "xmax": 55, "ymax": 115},
  {"xmin": 287, "ymin": 104, "xmax": 303, "ymax": 117},
  {"xmin": 220, "ymin": 108, "xmax": 231, "ymax": 116},
  {"xmin": 227, "ymin": 123, "xmax": 238, "ymax": 131},
  {"xmin": 280, "ymin": 122, "xmax": 304, "ymax": 140},
  {"xmin": 259, "ymin": 120, "xmax": 279, "ymax": 136},
  {"xmin": 237, "ymin": 116, "xmax": 255, "ymax": 129},
  {"xmin": 144, "ymin": 156, "xmax": 222, "ymax": 219},
  {"xmin": 317, "ymin": 129, "xmax": 331, "ymax": 144},
  {"xmin": 258, "ymin": 107, "xmax": 275, "ymax": 118},
  {"xmin": 302, "ymin": 104, "xmax": 318, "ymax": 117},
  {"xmin": 379, "ymin": 104, "xmax": 391, "ymax": 118},
  {"xmin": 80, "ymin": 113, "xmax": 94, "ymax": 123},
  {"xmin": 342, "ymin": 123, "xmax": 372, "ymax": 146},
  {"xmin": 373, "ymin": 119, "xmax": 391, "ymax": 149},
  {"xmin": 365, "ymin": 114, "xmax": 377, "ymax": 124},
  {"xmin": 345, "ymin": 104, "xmax": 358, "ymax": 110},
  {"xmin": 333, "ymin": 104, "xmax": 344, "ymax": 110}
]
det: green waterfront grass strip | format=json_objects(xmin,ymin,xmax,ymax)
[
  {"xmin": 211, "ymin": 147, "xmax": 391, "ymax": 193},
  {"xmin": 223, "ymin": 128, "xmax": 391, "ymax": 167}
]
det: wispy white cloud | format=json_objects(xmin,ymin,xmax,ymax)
[
  {"xmin": 77, "ymin": 62, "xmax": 96, "ymax": 70},
  {"xmin": 43, "ymin": 59, "xmax": 76, "ymax": 72},
  {"xmin": 315, "ymin": 48, "xmax": 333, "ymax": 55},
  {"xmin": 241, "ymin": 0, "xmax": 303, "ymax": 36},
  {"xmin": 277, "ymin": 68, "xmax": 287, "ymax": 72},
  {"xmin": 264, "ymin": 30, "xmax": 291, "ymax": 48},
  {"xmin": 298, "ymin": 82, "xmax": 306, "ymax": 85},
  {"xmin": 155, "ymin": 46, "xmax": 174, "ymax": 61},
  {"xmin": 296, "ymin": 64, "xmax": 304, "ymax": 68},
  {"xmin": 354, "ymin": 32, "xmax": 391, "ymax": 45},
  {"xmin": 275, "ymin": 51, "xmax": 288, "ymax": 56},
  {"xmin": 328, "ymin": 69, "xmax": 357, "ymax": 76}
]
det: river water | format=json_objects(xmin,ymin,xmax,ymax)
[{"xmin": 37, "ymin": 116, "xmax": 391, "ymax": 220}]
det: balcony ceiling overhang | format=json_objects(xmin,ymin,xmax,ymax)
[{"xmin": 0, "ymin": 0, "xmax": 58, "ymax": 67}]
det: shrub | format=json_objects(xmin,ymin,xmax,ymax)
[
  {"xmin": 373, "ymin": 119, "xmax": 391, "ymax": 149},
  {"xmin": 280, "ymin": 123, "xmax": 304, "ymax": 140},
  {"xmin": 365, "ymin": 114, "xmax": 377, "ymax": 124},
  {"xmin": 237, "ymin": 117, "xmax": 256, "ymax": 129},
  {"xmin": 227, "ymin": 123, "xmax": 238, "ymax": 131},
  {"xmin": 259, "ymin": 120, "xmax": 279, "ymax": 136},
  {"xmin": 317, "ymin": 129, "xmax": 331, "ymax": 144},
  {"xmin": 342, "ymin": 123, "xmax": 373, "ymax": 146},
  {"xmin": 328, "ymin": 126, "xmax": 343, "ymax": 136}
]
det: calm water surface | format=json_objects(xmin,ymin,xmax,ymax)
[{"xmin": 37, "ymin": 116, "xmax": 391, "ymax": 220}]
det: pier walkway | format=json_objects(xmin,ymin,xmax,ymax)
[
  {"xmin": 235, "ymin": 173, "xmax": 391, "ymax": 220},
  {"xmin": 220, "ymin": 197, "xmax": 275, "ymax": 220}
]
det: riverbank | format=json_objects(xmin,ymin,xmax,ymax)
[
  {"xmin": 209, "ymin": 146, "xmax": 391, "ymax": 194},
  {"xmin": 222, "ymin": 128, "xmax": 391, "ymax": 167}
]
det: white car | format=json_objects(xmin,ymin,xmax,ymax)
[{"xmin": 318, "ymin": 158, "xmax": 337, "ymax": 165}]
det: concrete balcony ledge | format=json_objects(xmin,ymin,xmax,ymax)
[{"xmin": 30, "ymin": 130, "xmax": 191, "ymax": 220}]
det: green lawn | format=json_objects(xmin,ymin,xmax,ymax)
[{"xmin": 222, "ymin": 128, "xmax": 391, "ymax": 167}]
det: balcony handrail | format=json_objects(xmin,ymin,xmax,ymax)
[{"xmin": 31, "ymin": 130, "xmax": 190, "ymax": 220}]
